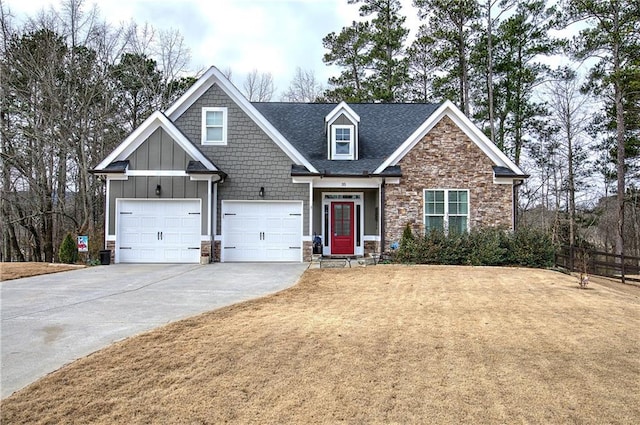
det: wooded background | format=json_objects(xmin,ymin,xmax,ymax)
[{"xmin": 1, "ymin": 0, "xmax": 638, "ymax": 262}]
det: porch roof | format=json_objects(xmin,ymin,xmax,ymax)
[{"xmin": 291, "ymin": 164, "xmax": 401, "ymax": 178}]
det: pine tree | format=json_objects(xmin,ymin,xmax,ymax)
[
  {"xmin": 59, "ymin": 233, "xmax": 78, "ymax": 264},
  {"xmin": 356, "ymin": 0, "xmax": 409, "ymax": 102},
  {"xmin": 322, "ymin": 0, "xmax": 409, "ymax": 103},
  {"xmin": 491, "ymin": 0, "xmax": 558, "ymax": 164},
  {"xmin": 322, "ymin": 20, "xmax": 373, "ymax": 102},
  {"xmin": 413, "ymin": 0, "xmax": 480, "ymax": 115}
]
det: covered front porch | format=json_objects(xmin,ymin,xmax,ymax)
[
  {"xmin": 294, "ymin": 172, "xmax": 398, "ymax": 260},
  {"xmin": 312, "ymin": 188, "xmax": 380, "ymax": 258}
]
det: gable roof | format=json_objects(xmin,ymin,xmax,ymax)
[
  {"xmin": 325, "ymin": 101, "xmax": 360, "ymax": 125},
  {"xmin": 374, "ymin": 100, "xmax": 526, "ymax": 177},
  {"xmin": 93, "ymin": 111, "xmax": 220, "ymax": 173},
  {"xmin": 253, "ymin": 102, "xmax": 441, "ymax": 176},
  {"xmin": 164, "ymin": 66, "xmax": 318, "ymax": 173}
]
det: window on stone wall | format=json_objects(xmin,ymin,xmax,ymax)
[
  {"xmin": 424, "ymin": 189, "xmax": 469, "ymax": 234},
  {"xmin": 202, "ymin": 107, "xmax": 227, "ymax": 145}
]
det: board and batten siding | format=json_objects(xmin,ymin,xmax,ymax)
[
  {"xmin": 108, "ymin": 177, "xmax": 209, "ymax": 235},
  {"xmin": 128, "ymin": 127, "xmax": 190, "ymax": 170},
  {"xmin": 107, "ymin": 126, "xmax": 211, "ymax": 236},
  {"xmin": 172, "ymin": 83, "xmax": 310, "ymax": 236}
]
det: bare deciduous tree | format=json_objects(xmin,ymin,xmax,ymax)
[
  {"xmin": 282, "ymin": 67, "xmax": 323, "ymax": 102},
  {"xmin": 543, "ymin": 68, "xmax": 593, "ymax": 246},
  {"xmin": 242, "ymin": 69, "xmax": 275, "ymax": 102}
]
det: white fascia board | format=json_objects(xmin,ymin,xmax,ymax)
[
  {"xmin": 292, "ymin": 176, "xmax": 398, "ymax": 187},
  {"xmin": 165, "ymin": 67, "xmax": 217, "ymax": 119},
  {"xmin": 312, "ymin": 177, "xmax": 383, "ymax": 189},
  {"xmin": 103, "ymin": 173, "xmax": 129, "ymax": 180},
  {"xmin": 190, "ymin": 174, "xmax": 222, "ymax": 182},
  {"xmin": 374, "ymin": 100, "xmax": 525, "ymax": 176},
  {"xmin": 494, "ymin": 176, "xmax": 522, "ymax": 185},
  {"xmin": 127, "ymin": 170, "xmax": 187, "ymax": 176},
  {"xmin": 165, "ymin": 66, "xmax": 318, "ymax": 174},
  {"xmin": 95, "ymin": 112, "xmax": 217, "ymax": 171},
  {"xmin": 325, "ymin": 101, "xmax": 360, "ymax": 124}
]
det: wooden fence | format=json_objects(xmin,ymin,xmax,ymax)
[{"xmin": 555, "ymin": 246, "xmax": 640, "ymax": 283}]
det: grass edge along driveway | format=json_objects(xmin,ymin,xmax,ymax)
[{"xmin": 2, "ymin": 265, "xmax": 639, "ymax": 424}]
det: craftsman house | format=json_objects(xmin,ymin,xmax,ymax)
[{"xmin": 92, "ymin": 66, "xmax": 526, "ymax": 263}]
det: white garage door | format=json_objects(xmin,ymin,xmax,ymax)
[
  {"xmin": 117, "ymin": 199, "xmax": 201, "ymax": 263},
  {"xmin": 221, "ymin": 201, "xmax": 302, "ymax": 262}
]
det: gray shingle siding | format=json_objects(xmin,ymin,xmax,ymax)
[{"xmin": 173, "ymin": 83, "xmax": 309, "ymax": 235}]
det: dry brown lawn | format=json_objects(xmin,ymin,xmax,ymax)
[
  {"xmin": 0, "ymin": 262, "xmax": 85, "ymax": 281},
  {"xmin": 2, "ymin": 265, "xmax": 639, "ymax": 424}
]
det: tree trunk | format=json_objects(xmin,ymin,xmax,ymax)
[
  {"xmin": 567, "ymin": 112, "xmax": 575, "ymax": 247},
  {"xmin": 486, "ymin": 0, "xmax": 496, "ymax": 144},
  {"xmin": 613, "ymin": 33, "xmax": 625, "ymax": 275}
]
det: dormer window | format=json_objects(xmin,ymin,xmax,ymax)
[
  {"xmin": 333, "ymin": 125, "xmax": 354, "ymax": 159},
  {"xmin": 326, "ymin": 102, "xmax": 360, "ymax": 161}
]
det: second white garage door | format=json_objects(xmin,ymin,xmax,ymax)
[{"xmin": 221, "ymin": 201, "xmax": 303, "ymax": 262}]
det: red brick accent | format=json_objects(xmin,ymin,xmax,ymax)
[{"xmin": 384, "ymin": 116, "xmax": 513, "ymax": 251}]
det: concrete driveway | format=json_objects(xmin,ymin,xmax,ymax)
[{"xmin": 0, "ymin": 262, "xmax": 308, "ymax": 398}]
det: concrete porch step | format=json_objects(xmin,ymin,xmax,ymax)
[{"xmin": 308, "ymin": 255, "xmax": 380, "ymax": 269}]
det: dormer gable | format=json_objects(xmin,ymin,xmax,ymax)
[{"xmin": 325, "ymin": 101, "xmax": 360, "ymax": 160}]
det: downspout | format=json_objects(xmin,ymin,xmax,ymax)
[
  {"xmin": 380, "ymin": 178, "xmax": 386, "ymax": 257},
  {"xmin": 513, "ymin": 179, "xmax": 524, "ymax": 231}
]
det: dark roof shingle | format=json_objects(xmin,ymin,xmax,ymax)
[{"xmin": 253, "ymin": 102, "xmax": 440, "ymax": 175}]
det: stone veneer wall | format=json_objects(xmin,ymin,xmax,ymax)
[
  {"xmin": 384, "ymin": 116, "xmax": 513, "ymax": 251},
  {"xmin": 213, "ymin": 240, "xmax": 221, "ymax": 262},
  {"xmin": 303, "ymin": 241, "xmax": 313, "ymax": 262},
  {"xmin": 106, "ymin": 240, "xmax": 115, "ymax": 264},
  {"xmin": 364, "ymin": 240, "xmax": 379, "ymax": 256},
  {"xmin": 200, "ymin": 241, "xmax": 212, "ymax": 264}
]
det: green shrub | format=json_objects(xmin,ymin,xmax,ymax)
[
  {"xmin": 58, "ymin": 233, "xmax": 78, "ymax": 264},
  {"xmin": 466, "ymin": 227, "xmax": 509, "ymax": 266},
  {"xmin": 396, "ymin": 223, "xmax": 417, "ymax": 263},
  {"xmin": 394, "ymin": 226, "xmax": 556, "ymax": 269},
  {"xmin": 507, "ymin": 227, "xmax": 556, "ymax": 268}
]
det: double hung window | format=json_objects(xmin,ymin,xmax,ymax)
[
  {"xmin": 332, "ymin": 125, "xmax": 354, "ymax": 159},
  {"xmin": 202, "ymin": 107, "xmax": 227, "ymax": 145},
  {"xmin": 424, "ymin": 189, "xmax": 469, "ymax": 233}
]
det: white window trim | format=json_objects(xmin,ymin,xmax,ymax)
[
  {"xmin": 331, "ymin": 124, "xmax": 354, "ymax": 160},
  {"xmin": 423, "ymin": 189, "xmax": 470, "ymax": 233},
  {"xmin": 201, "ymin": 107, "xmax": 227, "ymax": 145}
]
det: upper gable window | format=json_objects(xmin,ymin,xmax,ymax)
[
  {"xmin": 332, "ymin": 125, "xmax": 354, "ymax": 160},
  {"xmin": 202, "ymin": 107, "xmax": 227, "ymax": 145}
]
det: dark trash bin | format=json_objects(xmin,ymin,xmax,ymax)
[
  {"xmin": 313, "ymin": 235, "xmax": 322, "ymax": 254},
  {"xmin": 99, "ymin": 249, "xmax": 111, "ymax": 265}
]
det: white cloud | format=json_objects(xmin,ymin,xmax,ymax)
[{"xmin": 5, "ymin": 0, "xmax": 423, "ymax": 97}]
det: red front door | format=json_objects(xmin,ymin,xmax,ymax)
[{"xmin": 331, "ymin": 202, "xmax": 354, "ymax": 255}]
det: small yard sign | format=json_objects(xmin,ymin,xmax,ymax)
[{"xmin": 77, "ymin": 235, "xmax": 88, "ymax": 252}]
